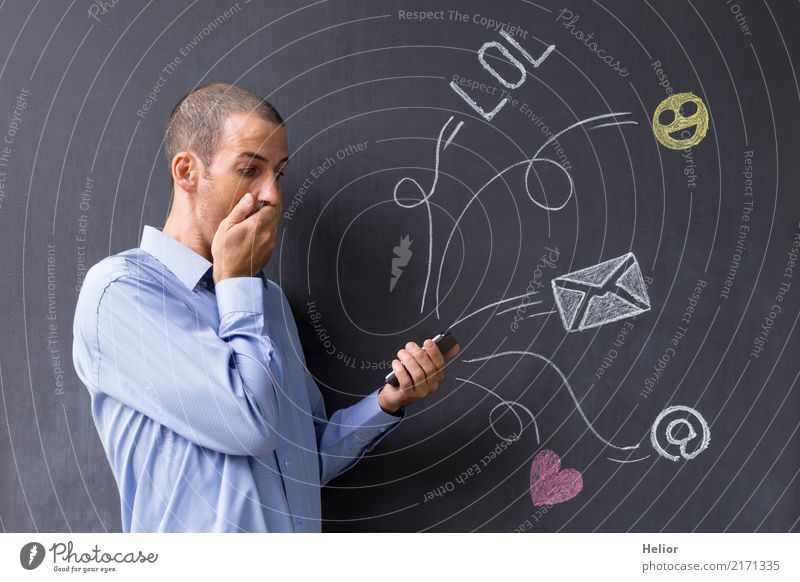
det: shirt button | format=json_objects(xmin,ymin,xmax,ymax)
[
  {"xmin": 284, "ymin": 460, "xmax": 290, "ymax": 467},
  {"xmin": 380, "ymin": 427, "xmax": 386, "ymax": 433}
]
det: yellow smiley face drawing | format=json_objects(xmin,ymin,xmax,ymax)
[{"xmin": 652, "ymin": 92, "xmax": 709, "ymax": 150}]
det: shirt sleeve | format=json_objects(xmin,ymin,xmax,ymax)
[
  {"xmin": 306, "ymin": 373, "xmax": 405, "ymax": 486},
  {"xmin": 82, "ymin": 271, "xmax": 283, "ymax": 457},
  {"xmin": 265, "ymin": 279, "xmax": 404, "ymax": 486}
]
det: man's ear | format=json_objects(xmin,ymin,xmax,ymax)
[{"xmin": 171, "ymin": 150, "xmax": 203, "ymax": 193}]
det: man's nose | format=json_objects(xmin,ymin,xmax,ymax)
[{"xmin": 255, "ymin": 174, "xmax": 281, "ymax": 206}]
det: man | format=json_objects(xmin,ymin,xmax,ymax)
[{"xmin": 72, "ymin": 82, "xmax": 459, "ymax": 532}]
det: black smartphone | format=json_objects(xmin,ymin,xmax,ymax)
[{"xmin": 383, "ymin": 331, "xmax": 459, "ymax": 388}]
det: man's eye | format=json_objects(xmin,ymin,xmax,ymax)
[
  {"xmin": 239, "ymin": 167, "xmax": 258, "ymax": 177},
  {"xmin": 276, "ymin": 171, "xmax": 285, "ymax": 180}
]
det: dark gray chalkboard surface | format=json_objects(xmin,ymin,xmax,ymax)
[{"xmin": 0, "ymin": 0, "xmax": 798, "ymax": 532}]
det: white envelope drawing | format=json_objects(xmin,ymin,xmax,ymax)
[{"xmin": 551, "ymin": 253, "xmax": 650, "ymax": 332}]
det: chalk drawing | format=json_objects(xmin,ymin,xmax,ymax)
[
  {"xmin": 449, "ymin": 81, "xmax": 508, "ymax": 122},
  {"xmin": 650, "ymin": 405, "xmax": 711, "ymax": 461},
  {"xmin": 590, "ymin": 120, "xmax": 638, "ymax": 130},
  {"xmin": 494, "ymin": 302, "xmax": 552, "ymax": 317},
  {"xmin": 498, "ymin": 29, "xmax": 556, "ymax": 69},
  {"xmin": 447, "ymin": 291, "xmax": 541, "ymax": 329},
  {"xmin": 652, "ymin": 92, "xmax": 709, "ymax": 149},
  {"xmin": 451, "ymin": 29, "xmax": 555, "ymax": 121},
  {"xmin": 433, "ymin": 112, "xmax": 638, "ymax": 319},
  {"xmin": 392, "ymin": 115, "xmax": 463, "ymax": 312},
  {"xmin": 607, "ymin": 454, "xmax": 651, "ymax": 464},
  {"xmin": 456, "ymin": 377, "xmax": 540, "ymax": 444},
  {"xmin": 526, "ymin": 309, "xmax": 558, "ymax": 319},
  {"xmin": 389, "ymin": 234, "xmax": 413, "ymax": 292},
  {"xmin": 530, "ymin": 449, "xmax": 583, "ymax": 506},
  {"xmin": 479, "ymin": 41, "xmax": 527, "ymax": 89},
  {"xmin": 462, "ymin": 350, "xmax": 639, "ymax": 451},
  {"xmin": 551, "ymin": 252, "xmax": 651, "ymax": 332}
]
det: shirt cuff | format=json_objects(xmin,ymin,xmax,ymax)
[
  {"xmin": 215, "ymin": 277, "xmax": 265, "ymax": 317},
  {"xmin": 349, "ymin": 387, "xmax": 405, "ymax": 444}
]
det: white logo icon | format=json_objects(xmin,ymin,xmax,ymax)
[{"xmin": 390, "ymin": 235, "xmax": 413, "ymax": 292}]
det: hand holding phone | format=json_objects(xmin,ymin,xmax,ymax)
[
  {"xmin": 377, "ymin": 331, "xmax": 460, "ymax": 414},
  {"xmin": 383, "ymin": 331, "xmax": 459, "ymax": 387}
]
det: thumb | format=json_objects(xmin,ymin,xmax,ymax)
[{"xmin": 227, "ymin": 193, "xmax": 254, "ymax": 225}]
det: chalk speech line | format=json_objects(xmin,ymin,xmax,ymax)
[
  {"xmin": 462, "ymin": 349, "xmax": 639, "ymax": 452},
  {"xmin": 457, "ymin": 357, "xmax": 710, "ymax": 466},
  {"xmin": 392, "ymin": 115, "xmax": 463, "ymax": 314},
  {"xmin": 391, "ymin": 112, "xmax": 639, "ymax": 319},
  {"xmin": 446, "ymin": 290, "xmax": 541, "ymax": 329},
  {"xmin": 431, "ymin": 112, "xmax": 638, "ymax": 319},
  {"xmin": 456, "ymin": 376, "xmax": 540, "ymax": 445}
]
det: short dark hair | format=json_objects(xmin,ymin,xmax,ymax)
[{"xmin": 165, "ymin": 82, "xmax": 283, "ymax": 175}]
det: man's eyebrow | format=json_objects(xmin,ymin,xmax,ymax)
[{"xmin": 237, "ymin": 152, "xmax": 289, "ymax": 165}]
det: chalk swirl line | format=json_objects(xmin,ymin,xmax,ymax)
[
  {"xmin": 433, "ymin": 112, "xmax": 637, "ymax": 319},
  {"xmin": 456, "ymin": 376, "xmax": 540, "ymax": 445},
  {"xmin": 392, "ymin": 115, "xmax": 463, "ymax": 314},
  {"xmin": 461, "ymin": 350, "xmax": 639, "ymax": 452}
]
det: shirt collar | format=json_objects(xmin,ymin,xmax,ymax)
[
  {"xmin": 139, "ymin": 225, "xmax": 268, "ymax": 291},
  {"xmin": 139, "ymin": 225, "xmax": 213, "ymax": 291}
]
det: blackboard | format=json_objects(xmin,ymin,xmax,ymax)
[{"xmin": 0, "ymin": 0, "xmax": 798, "ymax": 533}]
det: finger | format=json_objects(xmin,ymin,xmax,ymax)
[
  {"xmin": 390, "ymin": 358, "xmax": 413, "ymax": 393},
  {"xmin": 422, "ymin": 339, "xmax": 445, "ymax": 370},
  {"xmin": 398, "ymin": 348, "xmax": 428, "ymax": 391},
  {"xmin": 422, "ymin": 340, "xmax": 445, "ymax": 384},
  {"xmin": 408, "ymin": 341, "xmax": 437, "ymax": 380},
  {"xmin": 227, "ymin": 192, "xmax": 255, "ymax": 225},
  {"xmin": 250, "ymin": 205, "xmax": 283, "ymax": 235}
]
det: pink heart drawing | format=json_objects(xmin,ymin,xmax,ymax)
[{"xmin": 529, "ymin": 449, "xmax": 583, "ymax": 507}]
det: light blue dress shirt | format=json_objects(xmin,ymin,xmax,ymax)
[{"xmin": 72, "ymin": 225, "xmax": 404, "ymax": 532}]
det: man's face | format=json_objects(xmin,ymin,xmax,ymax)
[{"xmin": 195, "ymin": 112, "xmax": 288, "ymax": 241}]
